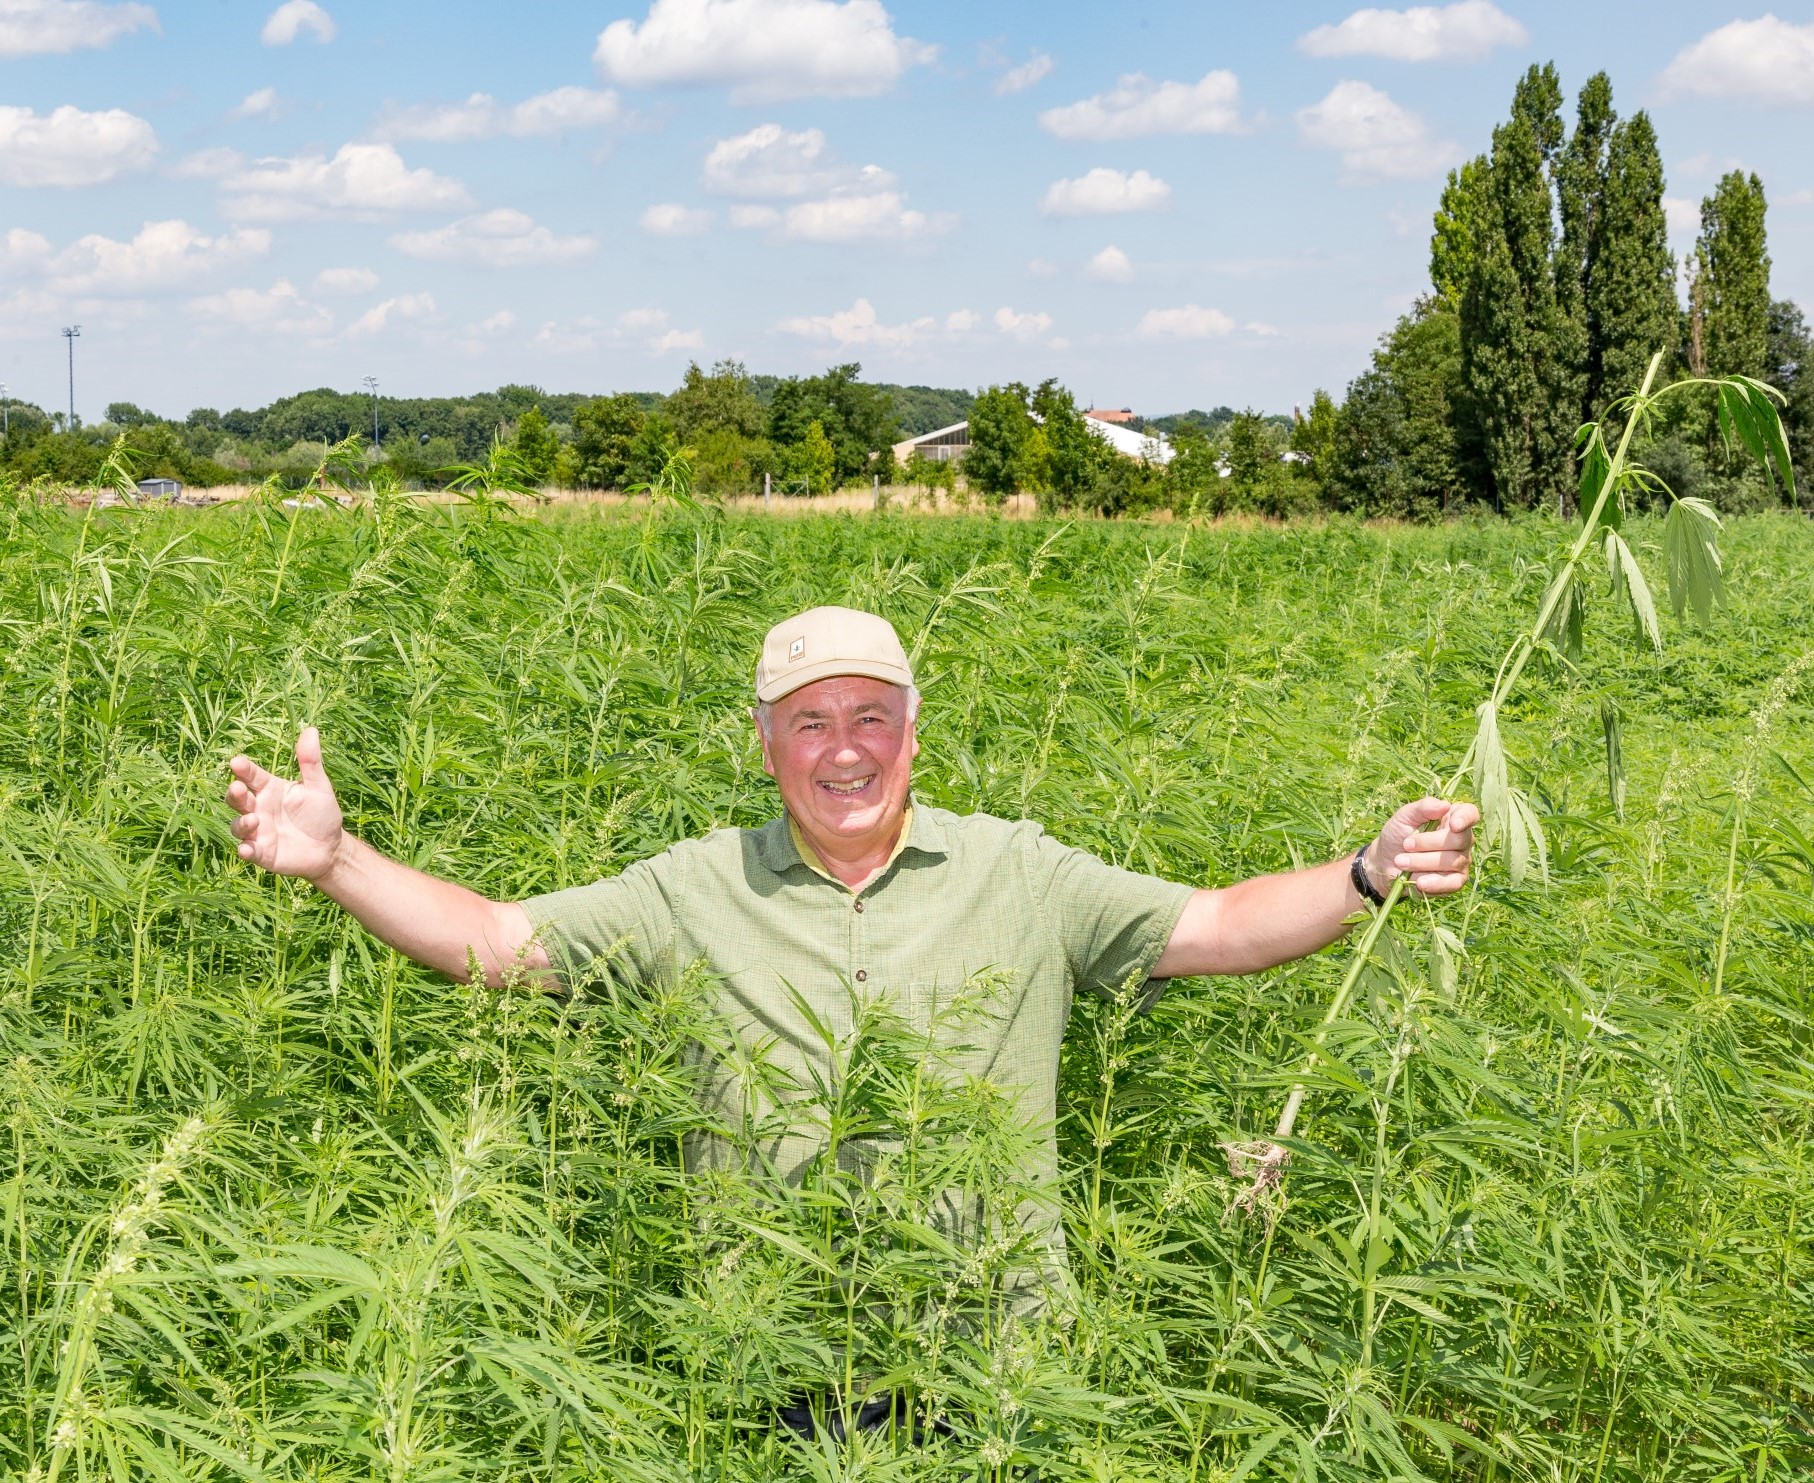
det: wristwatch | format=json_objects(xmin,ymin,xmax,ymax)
[{"xmin": 1350, "ymin": 845, "xmax": 1389, "ymax": 907}]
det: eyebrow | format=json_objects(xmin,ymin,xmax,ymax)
[{"xmin": 790, "ymin": 702, "xmax": 893, "ymax": 720}]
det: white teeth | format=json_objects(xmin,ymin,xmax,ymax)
[{"xmin": 820, "ymin": 778, "xmax": 871, "ymax": 793}]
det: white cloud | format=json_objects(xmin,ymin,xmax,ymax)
[
  {"xmin": 314, "ymin": 265, "xmax": 378, "ymax": 294},
  {"xmin": 0, "ymin": 103, "xmax": 157, "ymax": 186},
  {"xmin": 1659, "ymin": 17, "xmax": 1814, "ymax": 107},
  {"xmin": 641, "ymin": 202, "xmax": 714, "ymax": 235},
  {"xmin": 945, "ymin": 308, "xmax": 979, "ymax": 331},
  {"xmin": 1038, "ymin": 70, "xmax": 1245, "ymax": 140},
  {"xmin": 1084, "ymin": 244, "xmax": 1132, "ymax": 282},
  {"xmin": 1663, "ymin": 196, "xmax": 1700, "ymax": 237},
  {"xmin": 532, "ymin": 307, "xmax": 698, "ymax": 354},
  {"xmin": 189, "ymin": 278, "xmax": 332, "ymax": 338},
  {"xmin": 1244, "ymin": 321, "xmax": 1279, "ymax": 337},
  {"xmin": 170, "ymin": 146, "xmax": 243, "ymax": 179},
  {"xmin": 261, "ymin": 0, "xmax": 333, "ymax": 45},
  {"xmin": 389, "ymin": 208, "xmax": 597, "ymax": 267},
  {"xmin": 994, "ymin": 52, "xmax": 1052, "ymax": 96},
  {"xmin": 1026, "ymin": 257, "xmax": 1059, "ymax": 279},
  {"xmin": 729, "ymin": 204, "xmax": 781, "ymax": 229},
  {"xmin": 1298, "ymin": 2, "xmax": 1526, "ymax": 61},
  {"xmin": 42, "ymin": 219, "xmax": 270, "ymax": 294},
  {"xmin": 620, "ymin": 311, "xmax": 702, "ymax": 355},
  {"xmin": 533, "ymin": 317, "xmax": 606, "ymax": 354},
  {"xmin": 230, "ymin": 86, "xmax": 278, "ymax": 121},
  {"xmin": 771, "ymin": 190, "xmax": 942, "ymax": 242},
  {"xmin": 346, "ymin": 292, "xmax": 436, "ymax": 339},
  {"xmin": 474, "ymin": 309, "xmax": 517, "ymax": 335},
  {"xmin": 993, "ymin": 306, "xmax": 1053, "ymax": 342},
  {"xmin": 594, "ymin": 0, "xmax": 934, "ymax": 103},
  {"xmin": 776, "ymin": 296, "xmax": 938, "ymax": 349},
  {"xmin": 1135, "ymin": 304, "xmax": 1234, "ymax": 340},
  {"xmin": 373, "ymin": 86, "xmax": 621, "ymax": 143},
  {"xmin": 1296, "ymin": 81, "xmax": 1460, "ymax": 182},
  {"xmin": 0, "ymin": 0, "xmax": 158, "ymax": 57},
  {"xmin": 220, "ymin": 143, "xmax": 470, "ymax": 221},
  {"xmin": 1040, "ymin": 167, "xmax": 1170, "ymax": 216},
  {"xmin": 703, "ymin": 123, "xmax": 886, "ymax": 197},
  {"xmin": 0, "ymin": 228, "xmax": 54, "ymax": 274}
]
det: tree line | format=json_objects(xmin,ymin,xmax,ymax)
[
  {"xmin": 1328, "ymin": 64, "xmax": 1809, "ymax": 517},
  {"xmin": 0, "ymin": 368, "xmax": 972, "ymax": 496},
  {"xmin": 949, "ymin": 63, "xmax": 1808, "ymax": 519},
  {"xmin": 2, "ymin": 61, "xmax": 1806, "ymax": 516}
]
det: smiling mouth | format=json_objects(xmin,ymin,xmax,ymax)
[{"xmin": 817, "ymin": 775, "xmax": 875, "ymax": 797}]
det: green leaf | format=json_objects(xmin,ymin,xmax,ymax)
[
  {"xmin": 1471, "ymin": 701, "xmax": 1509, "ymax": 846},
  {"xmin": 1539, "ymin": 570, "xmax": 1586, "ymax": 662},
  {"xmin": 1731, "ymin": 374, "xmax": 1798, "ymax": 503},
  {"xmin": 1506, "ymin": 787, "xmax": 1549, "ymax": 888},
  {"xmin": 1574, "ymin": 422, "xmax": 1616, "ymax": 529},
  {"xmin": 1604, "ymin": 529, "xmax": 1661, "ymax": 652},
  {"xmin": 1601, "ymin": 698, "xmax": 1626, "ymax": 820},
  {"xmin": 1663, "ymin": 495, "xmax": 1725, "ymax": 620}
]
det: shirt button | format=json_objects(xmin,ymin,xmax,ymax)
[
  {"xmin": 853, "ymin": 900, "xmax": 865, "ymax": 913},
  {"xmin": 855, "ymin": 969, "xmax": 868, "ymax": 982}
]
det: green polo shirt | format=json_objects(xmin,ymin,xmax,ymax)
[{"xmin": 523, "ymin": 802, "xmax": 1194, "ymax": 1270}]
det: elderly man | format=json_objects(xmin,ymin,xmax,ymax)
[{"xmin": 227, "ymin": 604, "xmax": 1476, "ymax": 1434}]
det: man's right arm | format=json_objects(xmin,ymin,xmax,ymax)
[{"xmin": 227, "ymin": 727, "xmax": 548, "ymax": 988}]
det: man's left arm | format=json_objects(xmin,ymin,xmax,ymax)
[{"xmin": 1152, "ymin": 797, "xmax": 1479, "ymax": 979}]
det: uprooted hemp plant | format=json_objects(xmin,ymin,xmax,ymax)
[{"xmin": 1227, "ymin": 351, "xmax": 1800, "ymax": 1212}]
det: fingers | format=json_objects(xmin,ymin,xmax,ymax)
[
  {"xmin": 295, "ymin": 726, "xmax": 330, "ymax": 791},
  {"xmin": 1442, "ymin": 801, "xmax": 1481, "ymax": 834},
  {"xmin": 1393, "ymin": 795, "xmax": 1454, "ymax": 830},
  {"xmin": 1393, "ymin": 847, "xmax": 1470, "ymax": 875},
  {"xmin": 228, "ymin": 754, "xmax": 276, "ymax": 794}
]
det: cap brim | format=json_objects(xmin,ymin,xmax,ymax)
[{"xmin": 756, "ymin": 658, "xmax": 914, "ymax": 704}]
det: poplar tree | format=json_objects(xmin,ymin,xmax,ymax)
[
  {"xmin": 1555, "ymin": 73, "xmax": 1614, "ymax": 424},
  {"xmin": 1590, "ymin": 112, "xmax": 1676, "ymax": 412},
  {"xmin": 1460, "ymin": 63, "xmax": 1575, "ymax": 510},
  {"xmin": 1430, "ymin": 156, "xmax": 1484, "ymax": 310},
  {"xmin": 1693, "ymin": 171, "xmax": 1772, "ymax": 385}
]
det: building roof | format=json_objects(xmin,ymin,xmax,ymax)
[
  {"xmin": 892, "ymin": 414, "xmax": 1173, "ymax": 467},
  {"xmin": 1085, "ymin": 408, "xmax": 1137, "ymax": 424},
  {"xmin": 1087, "ymin": 418, "xmax": 1173, "ymax": 465}
]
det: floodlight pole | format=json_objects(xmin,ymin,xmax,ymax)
[
  {"xmin": 62, "ymin": 325, "xmax": 81, "ymax": 427},
  {"xmin": 361, "ymin": 375, "xmax": 380, "ymax": 453}
]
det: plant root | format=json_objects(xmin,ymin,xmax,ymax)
[{"xmin": 1222, "ymin": 1139, "xmax": 1290, "ymax": 1220}]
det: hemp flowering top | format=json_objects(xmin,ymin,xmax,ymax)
[{"xmin": 524, "ymin": 801, "xmax": 1193, "ymax": 1281}]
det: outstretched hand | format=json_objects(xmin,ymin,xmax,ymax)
[
  {"xmin": 1367, "ymin": 796, "xmax": 1479, "ymax": 898},
  {"xmin": 226, "ymin": 726, "xmax": 345, "ymax": 880}
]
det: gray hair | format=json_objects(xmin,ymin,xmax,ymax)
[{"xmin": 754, "ymin": 683, "xmax": 920, "ymax": 737}]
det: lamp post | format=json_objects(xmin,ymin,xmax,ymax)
[
  {"xmin": 62, "ymin": 325, "xmax": 81, "ymax": 427},
  {"xmin": 361, "ymin": 375, "xmax": 379, "ymax": 454},
  {"xmin": 1, "ymin": 383, "xmax": 8, "ymax": 440}
]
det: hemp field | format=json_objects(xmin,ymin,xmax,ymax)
[{"xmin": 1, "ymin": 491, "xmax": 1810, "ymax": 1481}]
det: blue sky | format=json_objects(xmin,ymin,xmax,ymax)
[{"xmin": 1, "ymin": 0, "xmax": 1810, "ymax": 421}]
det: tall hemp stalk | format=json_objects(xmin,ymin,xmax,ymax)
[{"xmin": 1228, "ymin": 351, "xmax": 1799, "ymax": 1209}]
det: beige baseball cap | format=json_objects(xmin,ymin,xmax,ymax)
[{"xmin": 755, "ymin": 606, "xmax": 914, "ymax": 704}]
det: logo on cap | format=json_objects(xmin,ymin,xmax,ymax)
[{"xmin": 788, "ymin": 636, "xmax": 806, "ymax": 661}]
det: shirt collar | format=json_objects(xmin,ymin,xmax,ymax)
[{"xmin": 755, "ymin": 794, "xmax": 948, "ymax": 880}]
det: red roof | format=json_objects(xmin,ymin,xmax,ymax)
[{"xmin": 1085, "ymin": 407, "xmax": 1137, "ymax": 424}]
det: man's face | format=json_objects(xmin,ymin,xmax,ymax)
[{"xmin": 757, "ymin": 676, "xmax": 918, "ymax": 850}]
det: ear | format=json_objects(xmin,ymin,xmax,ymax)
[{"xmin": 751, "ymin": 707, "xmax": 775, "ymax": 777}]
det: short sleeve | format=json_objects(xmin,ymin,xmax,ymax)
[
  {"xmin": 519, "ymin": 848, "xmax": 683, "ymax": 992},
  {"xmin": 1021, "ymin": 826, "xmax": 1196, "ymax": 997}
]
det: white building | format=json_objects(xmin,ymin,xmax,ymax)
[{"xmin": 892, "ymin": 415, "xmax": 1173, "ymax": 468}]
